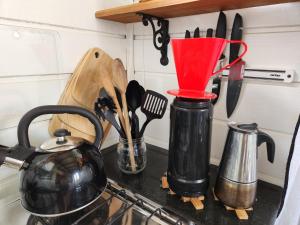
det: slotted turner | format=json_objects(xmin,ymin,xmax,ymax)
[{"xmin": 139, "ymin": 90, "xmax": 168, "ymax": 137}]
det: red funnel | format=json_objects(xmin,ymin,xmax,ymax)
[{"xmin": 168, "ymin": 38, "xmax": 247, "ymax": 99}]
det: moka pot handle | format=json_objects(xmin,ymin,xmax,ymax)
[{"xmin": 257, "ymin": 131, "xmax": 275, "ymax": 163}]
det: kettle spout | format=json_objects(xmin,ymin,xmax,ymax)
[
  {"xmin": 3, "ymin": 157, "xmax": 25, "ymax": 170},
  {"xmin": 0, "ymin": 145, "xmax": 32, "ymax": 170}
]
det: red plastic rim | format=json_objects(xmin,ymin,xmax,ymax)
[{"xmin": 167, "ymin": 89, "xmax": 217, "ymax": 100}]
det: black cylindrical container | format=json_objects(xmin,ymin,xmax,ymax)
[{"xmin": 167, "ymin": 97, "xmax": 213, "ymax": 197}]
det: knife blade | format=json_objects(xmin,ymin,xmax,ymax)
[
  {"xmin": 226, "ymin": 60, "xmax": 245, "ymax": 116},
  {"xmin": 226, "ymin": 13, "xmax": 243, "ymax": 118},
  {"xmin": 212, "ymin": 11, "xmax": 226, "ymax": 105}
]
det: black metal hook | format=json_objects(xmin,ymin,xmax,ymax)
[{"xmin": 139, "ymin": 13, "xmax": 170, "ymax": 66}]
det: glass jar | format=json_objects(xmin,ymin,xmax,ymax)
[{"xmin": 117, "ymin": 137, "xmax": 147, "ymax": 174}]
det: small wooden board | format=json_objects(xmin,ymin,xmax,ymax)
[
  {"xmin": 49, "ymin": 48, "xmax": 114, "ymax": 143},
  {"xmin": 212, "ymin": 188, "xmax": 252, "ymax": 220},
  {"xmin": 161, "ymin": 175, "xmax": 205, "ymax": 210}
]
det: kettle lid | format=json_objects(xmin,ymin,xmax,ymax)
[
  {"xmin": 36, "ymin": 129, "xmax": 83, "ymax": 153},
  {"xmin": 229, "ymin": 122, "xmax": 258, "ymax": 134}
]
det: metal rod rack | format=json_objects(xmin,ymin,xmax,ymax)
[{"xmin": 32, "ymin": 179, "xmax": 191, "ymax": 225}]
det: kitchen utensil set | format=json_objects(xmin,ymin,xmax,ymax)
[
  {"xmin": 94, "ymin": 58, "xmax": 168, "ymax": 172},
  {"xmin": 96, "ymin": 83, "xmax": 167, "ymax": 140}
]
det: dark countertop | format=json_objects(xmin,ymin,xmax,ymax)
[{"xmin": 102, "ymin": 144, "xmax": 282, "ymax": 225}]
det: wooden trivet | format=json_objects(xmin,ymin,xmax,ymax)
[
  {"xmin": 212, "ymin": 188, "xmax": 253, "ymax": 220},
  {"xmin": 161, "ymin": 175, "xmax": 205, "ymax": 210}
]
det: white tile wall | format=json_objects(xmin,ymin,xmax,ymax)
[
  {"xmin": 132, "ymin": 2, "xmax": 300, "ymax": 186},
  {"xmin": 0, "ymin": 0, "xmax": 129, "ymax": 206}
]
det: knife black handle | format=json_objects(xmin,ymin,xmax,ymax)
[
  {"xmin": 185, "ymin": 30, "xmax": 191, "ymax": 38},
  {"xmin": 194, "ymin": 27, "xmax": 200, "ymax": 38},
  {"xmin": 206, "ymin": 28, "xmax": 213, "ymax": 37},
  {"xmin": 230, "ymin": 13, "xmax": 243, "ymax": 63},
  {"xmin": 215, "ymin": 11, "xmax": 227, "ymax": 39},
  {"xmin": 215, "ymin": 11, "xmax": 227, "ymax": 60}
]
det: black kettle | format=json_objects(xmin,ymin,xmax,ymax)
[{"xmin": 0, "ymin": 105, "xmax": 107, "ymax": 217}]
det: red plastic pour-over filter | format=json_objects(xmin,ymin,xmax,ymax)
[{"xmin": 167, "ymin": 38, "xmax": 247, "ymax": 99}]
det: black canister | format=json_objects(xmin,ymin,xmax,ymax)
[{"xmin": 167, "ymin": 97, "xmax": 213, "ymax": 197}]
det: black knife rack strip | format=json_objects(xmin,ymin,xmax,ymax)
[{"xmin": 138, "ymin": 13, "xmax": 170, "ymax": 66}]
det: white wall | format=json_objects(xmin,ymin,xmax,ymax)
[
  {"xmin": 132, "ymin": 2, "xmax": 300, "ymax": 186},
  {"xmin": 0, "ymin": 0, "xmax": 130, "ymax": 206}
]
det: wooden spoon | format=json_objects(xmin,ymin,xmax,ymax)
[{"xmin": 112, "ymin": 58, "xmax": 137, "ymax": 172}]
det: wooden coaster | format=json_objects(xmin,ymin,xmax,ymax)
[
  {"xmin": 168, "ymin": 189, "xmax": 176, "ymax": 195},
  {"xmin": 181, "ymin": 197, "xmax": 191, "ymax": 202},
  {"xmin": 212, "ymin": 188, "xmax": 252, "ymax": 220},
  {"xmin": 161, "ymin": 175, "xmax": 205, "ymax": 210},
  {"xmin": 161, "ymin": 176, "xmax": 169, "ymax": 189},
  {"xmin": 225, "ymin": 205, "xmax": 252, "ymax": 220},
  {"xmin": 190, "ymin": 198, "xmax": 204, "ymax": 210}
]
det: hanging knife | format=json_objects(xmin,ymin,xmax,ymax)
[
  {"xmin": 206, "ymin": 28, "xmax": 213, "ymax": 37},
  {"xmin": 226, "ymin": 13, "xmax": 244, "ymax": 118},
  {"xmin": 212, "ymin": 11, "xmax": 226, "ymax": 105},
  {"xmin": 194, "ymin": 27, "xmax": 200, "ymax": 38},
  {"xmin": 185, "ymin": 30, "xmax": 191, "ymax": 38}
]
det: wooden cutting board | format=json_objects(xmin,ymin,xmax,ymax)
[{"xmin": 49, "ymin": 48, "xmax": 114, "ymax": 143}]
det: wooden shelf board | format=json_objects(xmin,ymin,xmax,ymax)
[{"xmin": 95, "ymin": 0, "xmax": 298, "ymax": 23}]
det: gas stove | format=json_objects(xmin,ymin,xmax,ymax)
[{"xmin": 1, "ymin": 179, "xmax": 194, "ymax": 225}]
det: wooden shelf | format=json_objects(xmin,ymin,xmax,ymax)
[{"xmin": 95, "ymin": 0, "xmax": 297, "ymax": 23}]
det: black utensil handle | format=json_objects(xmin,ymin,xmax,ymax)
[
  {"xmin": 131, "ymin": 113, "xmax": 140, "ymax": 139},
  {"xmin": 17, "ymin": 105, "xmax": 103, "ymax": 148},
  {"xmin": 257, "ymin": 131, "xmax": 275, "ymax": 163},
  {"xmin": 139, "ymin": 118, "xmax": 151, "ymax": 138}
]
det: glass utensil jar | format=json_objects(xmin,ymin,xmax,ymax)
[{"xmin": 117, "ymin": 137, "xmax": 147, "ymax": 174}]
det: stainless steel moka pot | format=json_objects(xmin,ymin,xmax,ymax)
[{"xmin": 214, "ymin": 122, "xmax": 275, "ymax": 209}]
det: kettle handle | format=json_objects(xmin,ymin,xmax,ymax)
[
  {"xmin": 17, "ymin": 105, "xmax": 103, "ymax": 148},
  {"xmin": 257, "ymin": 131, "xmax": 275, "ymax": 163}
]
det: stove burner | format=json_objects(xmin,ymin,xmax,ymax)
[
  {"xmin": 25, "ymin": 181, "xmax": 192, "ymax": 225},
  {"xmin": 26, "ymin": 197, "xmax": 109, "ymax": 225}
]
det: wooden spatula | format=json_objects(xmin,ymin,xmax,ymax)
[{"xmin": 112, "ymin": 58, "xmax": 137, "ymax": 172}]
